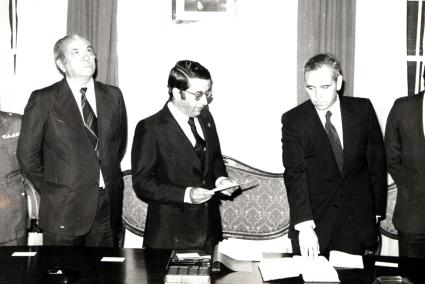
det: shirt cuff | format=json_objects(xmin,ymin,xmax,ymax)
[
  {"xmin": 294, "ymin": 220, "xmax": 316, "ymax": 231},
  {"xmin": 184, "ymin": 187, "xmax": 193, "ymax": 204}
]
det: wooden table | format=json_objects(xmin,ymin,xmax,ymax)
[{"xmin": 0, "ymin": 246, "xmax": 423, "ymax": 283}]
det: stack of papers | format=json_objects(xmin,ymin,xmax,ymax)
[
  {"xmin": 329, "ymin": 250, "xmax": 364, "ymax": 269},
  {"xmin": 259, "ymin": 256, "xmax": 340, "ymax": 282}
]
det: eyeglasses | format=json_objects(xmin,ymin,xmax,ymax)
[{"xmin": 180, "ymin": 89, "xmax": 213, "ymax": 103}]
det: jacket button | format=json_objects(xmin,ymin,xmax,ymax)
[{"xmin": 202, "ymin": 180, "xmax": 206, "ymax": 185}]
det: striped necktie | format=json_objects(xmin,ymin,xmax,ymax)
[
  {"xmin": 80, "ymin": 87, "xmax": 99, "ymax": 157},
  {"xmin": 325, "ymin": 111, "xmax": 343, "ymax": 172}
]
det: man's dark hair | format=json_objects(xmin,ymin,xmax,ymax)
[
  {"xmin": 304, "ymin": 53, "xmax": 342, "ymax": 81},
  {"xmin": 167, "ymin": 60, "xmax": 212, "ymax": 99}
]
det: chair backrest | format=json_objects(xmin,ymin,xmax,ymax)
[{"xmin": 121, "ymin": 156, "xmax": 290, "ymax": 239}]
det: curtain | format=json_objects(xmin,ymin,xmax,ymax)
[
  {"xmin": 67, "ymin": 0, "xmax": 118, "ymax": 86},
  {"xmin": 297, "ymin": 0, "xmax": 356, "ymax": 104}
]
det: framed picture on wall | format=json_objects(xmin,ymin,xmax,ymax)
[{"xmin": 172, "ymin": 0, "xmax": 236, "ymax": 23}]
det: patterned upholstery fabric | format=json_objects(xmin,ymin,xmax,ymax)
[
  {"xmin": 121, "ymin": 156, "xmax": 290, "ymax": 239},
  {"xmin": 122, "ymin": 158, "xmax": 398, "ymax": 241},
  {"xmin": 380, "ymin": 182, "xmax": 398, "ymax": 239}
]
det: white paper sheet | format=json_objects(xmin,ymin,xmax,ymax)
[
  {"xmin": 295, "ymin": 256, "xmax": 340, "ymax": 282},
  {"xmin": 258, "ymin": 257, "xmax": 302, "ymax": 281},
  {"xmin": 329, "ymin": 250, "xmax": 364, "ymax": 269}
]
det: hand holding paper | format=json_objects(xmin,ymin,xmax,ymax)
[
  {"xmin": 213, "ymin": 178, "xmax": 239, "ymax": 196},
  {"xmin": 212, "ymin": 179, "xmax": 259, "ymax": 194}
]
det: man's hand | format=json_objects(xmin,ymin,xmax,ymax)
[
  {"xmin": 190, "ymin": 187, "xmax": 214, "ymax": 204},
  {"xmin": 298, "ymin": 227, "xmax": 320, "ymax": 260},
  {"xmin": 216, "ymin": 177, "xmax": 239, "ymax": 196}
]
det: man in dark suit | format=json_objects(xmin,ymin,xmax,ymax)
[
  {"xmin": 281, "ymin": 54, "xmax": 387, "ymax": 258},
  {"xmin": 385, "ymin": 89, "xmax": 425, "ymax": 258},
  {"xmin": 17, "ymin": 34, "xmax": 127, "ymax": 247},
  {"xmin": 131, "ymin": 60, "xmax": 237, "ymax": 252}
]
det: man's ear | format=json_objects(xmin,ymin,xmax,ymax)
[
  {"xmin": 56, "ymin": 59, "xmax": 66, "ymax": 74},
  {"xmin": 336, "ymin": 75, "xmax": 343, "ymax": 91},
  {"xmin": 172, "ymin": 88, "xmax": 185, "ymax": 100}
]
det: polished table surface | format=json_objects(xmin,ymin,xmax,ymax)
[{"xmin": 0, "ymin": 246, "xmax": 424, "ymax": 283}]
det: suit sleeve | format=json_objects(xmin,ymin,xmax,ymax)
[
  {"xmin": 131, "ymin": 120, "xmax": 186, "ymax": 204},
  {"xmin": 17, "ymin": 91, "xmax": 47, "ymax": 192},
  {"xmin": 366, "ymin": 100, "xmax": 387, "ymax": 216},
  {"xmin": 117, "ymin": 88, "xmax": 127, "ymax": 162},
  {"xmin": 281, "ymin": 113, "xmax": 313, "ymax": 225},
  {"xmin": 384, "ymin": 101, "xmax": 401, "ymax": 184}
]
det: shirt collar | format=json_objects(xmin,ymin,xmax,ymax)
[
  {"xmin": 315, "ymin": 94, "xmax": 341, "ymax": 117},
  {"xmin": 66, "ymin": 77, "xmax": 94, "ymax": 96},
  {"xmin": 167, "ymin": 101, "xmax": 192, "ymax": 125}
]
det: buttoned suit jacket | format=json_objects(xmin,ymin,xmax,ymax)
[
  {"xmin": 281, "ymin": 96, "xmax": 387, "ymax": 253},
  {"xmin": 385, "ymin": 92, "xmax": 425, "ymax": 234},
  {"xmin": 131, "ymin": 104, "xmax": 228, "ymax": 249},
  {"xmin": 0, "ymin": 112, "xmax": 27, "ymax": 243},
  {"xmin": 17, "ymin": 79, "xmax": 127, "ymax": 237}
]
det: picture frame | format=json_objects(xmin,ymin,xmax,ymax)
[{"xmin": 172, "ymin": 0, "xmax": 236, "ymax": 23}]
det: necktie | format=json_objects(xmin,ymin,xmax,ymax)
[
  {"xmin": 80, "ymin": 87, "xmax": 99, "ymax": 157},
  {"xmin": 188, "ymin": 117, "xmax": 206, "ymax": 165},
  {"xmin": 325, "ymin": 111, "xmax": 343, "ymax": 172}
]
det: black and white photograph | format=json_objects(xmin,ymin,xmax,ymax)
[{"xmin": 0, "ymin": 0, "xmax": 424, "ymax": 283}]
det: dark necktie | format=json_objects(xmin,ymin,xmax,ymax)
[
  {"xmin": 325, "ymin": 111, "xmax": 343, "ymax": 172},
  {"xmin": 188, "ymin": 117, "xmax": 206, "ymax": 165},
  {"xmin": 80, "ymin": 87, "xmax": 99, "ymax": 157}
]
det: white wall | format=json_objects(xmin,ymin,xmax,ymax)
[
  {"xmin": 354, "ymin": 0, "xmax": 407, "ymax": 130},
  {"xmin": 0, "ymin": 0, "xmax": 67, "ymax": 114},
  {"xmin": 117, "ymin": 1, "xmax": 298, "ymax": 173}
]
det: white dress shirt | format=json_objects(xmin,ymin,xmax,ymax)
[
  {"xmin": 167, "ymin": 102, "xmax": 225, "ymax": 203},
  {"xmin": 66, "ymin": 78, "xmax": 105, "ymax": 188}
]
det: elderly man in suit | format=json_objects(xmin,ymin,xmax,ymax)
[
  {"xmin": 385, "ymin": 86, "xmax": 425, "ymax": 258},
  {"xmin": 17, "ymin": 34, "xmax": 127, "ymax": 247},
  {"xmin": 131, "ymin": 60, "xmax": 237, "ymax": 252},
  {"xmin": 281, "ymin": 53, "xmax": 387, "ymax": 258}
]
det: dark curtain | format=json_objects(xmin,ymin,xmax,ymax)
[
  {"xmin": 67, "ymin": 0, "xmax": 118, "ymax": 86},
  {"xmin": 297, "ymin": 0, "xmax": 356, "ymax": 104}
]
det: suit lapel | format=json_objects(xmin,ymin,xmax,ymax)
[
  {"xmin": 340, "ymin": 97, "xmax": 361, "ymax": 179},
  {"xmin": 198, "ymin": 112, "xmax": 213, "ymax": 176},
  {"xmin": 94, "ymin": 82, "xmax": 114, "ymax": 146},
  {"xmin": 54, "ymin": 79, "xmax": 85, "ymax": 129},
  {"xmin": 305, "ymin": 101, "xmax": 340, "ymax": 173},
  {"xmin": 160, "ymin": 106, "xmax": 203, "ymax": 174}
]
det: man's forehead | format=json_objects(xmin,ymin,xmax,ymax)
[
  {"xmin": 64, "ymin": 36, "xmax": 92, "ymax": 50},
  {"xmin": 187, "ymin": 78, "xmax": 211, "ymax": 90}
]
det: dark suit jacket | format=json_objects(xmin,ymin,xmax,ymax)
[
  {"xmin": 281, "ymin": 96, "xmax": 387, "ymax": 253},
  {"xmin": 385, "ymin": 92, "xmax": 425, "ymax": 234},
  {"xmin": 17, "ymin": 79, "xmax": 127, "ymax": 237},
  {"xmin": 131, "ymin": 104, "xmax": 228, "ymax": 249}
]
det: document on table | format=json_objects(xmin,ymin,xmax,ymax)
[
  {"xmin": 259, "ymin": 256, "xmax": 340, "ymax": 282},
  {"xmin": 258, "ymin": 257, "xmax": 302, "ymax": 281},
  {"xmin": 296, "ymin": 256, "xmax": 340, "ymax": 283},
  {"xmin": 329, "ymin": 250, "xmax": 364, "ymax": 269}
]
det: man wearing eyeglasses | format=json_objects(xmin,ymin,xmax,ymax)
[{"xmin": 131, "ymin": 60, "xmax": 237, "ymax": 252}]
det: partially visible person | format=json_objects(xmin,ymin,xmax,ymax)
[
  {"xmin": 385, "ymin": 88, "xmax": 425, "ymax": 258},
  {"xmin": 281, "ymin": 53, "xmax": 387, "ymax": 259},
  {"xmin": 17, "ymin": 34, "xmax": 127, "ymax": 247},
  {"xmin": 131, "ymin": 60, "xmax": 237, "ymax": 253},
  {"xmin": 0, "ymin": 110, "xmax": 28, "ymax": 246}
]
